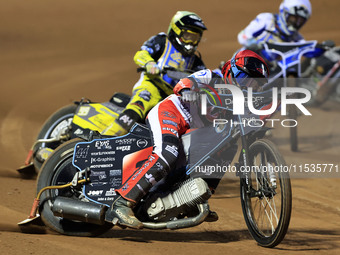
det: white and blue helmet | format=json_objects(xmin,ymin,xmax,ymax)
[{"xmin": 277, "ymin": 0, "xmax": 312, "ymax": 36}]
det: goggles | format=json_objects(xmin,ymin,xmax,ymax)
[
  {"xmin": 230, "ymin": 55, "xmax": 268, "ymax": 91},
  {"xmin": 231, "ymin": 72, "xmax": 266, "ymax": 91},
  {"xmin": 180, "ymin": 29, "xmax": 201, "ymax": 45},
  {"xmin": 286, "ymin": 14, "xmax": 307, "ymax": 30}
]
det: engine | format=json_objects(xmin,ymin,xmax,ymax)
[{"xmin": 145, "ymin": 178, "xmax": 211, "ymax": 221}]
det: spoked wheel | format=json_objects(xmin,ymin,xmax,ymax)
[
  {"xmin": 33, "ymin": 104, "xmax": 77, "ymax": 171},
  {"xmin": 240, "ymin": 139, "xmax": 292, "ymax": 248},
  {"xmin": 37, "ymin": 138, "xmax": 112, "ymax": 236}
]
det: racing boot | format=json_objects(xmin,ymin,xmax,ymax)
[
  {"xmin": 111, "ymin": 153, "xmax": 172, "ymax": 229},
  {"xmin": 101, "ymin": 110, "xmax": 141, "ymax": 136},
  {"xmin": 110, "ymin": 196, "xmax": 143, "ymax": 229}
]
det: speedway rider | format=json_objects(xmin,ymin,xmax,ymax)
[
  {"xmin": 108, "ymin": 50, "xmax": 270, "ymax": 229},
  {"xmin": 102, "ymin": 11, "xmax": 207, "ymax": 136},
  {"xmin": 238, "ymin": 0, "xmax": 312, "ymax": 52}
]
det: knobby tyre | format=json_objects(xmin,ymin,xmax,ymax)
[
  {"xmin": 240, "ymin": 139, "xmax": 292, "ymax": 248},
  {"xmin": 33, "ymin": 104, "xmax": 77, "ymax": 171},
  {"xmin": 36, "ymin": 138, "xmax": 112, "ymax": 236}
]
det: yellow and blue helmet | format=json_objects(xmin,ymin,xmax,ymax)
[{"xmin": 167, "ymin": 11, "xmax": 207, "ymax": 55}]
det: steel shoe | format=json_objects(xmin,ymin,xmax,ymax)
[
  {"xmin": 205, "ymin": 210, "xmax": 219, "ymax": 222},
  {"xmin": 110, "ymin": 196, "xmax": 143, "ymax": 229}
]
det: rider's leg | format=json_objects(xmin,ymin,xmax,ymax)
[
  {"xmin": 109, "ymin": 99, "xmax": 184, "ymax": 228},
  {"xmin": 101, "ymin": 78, "xmax": 164, "ymax": 136},
  {"xmin": 110, "ymin": 136, "xmax": 179, "ymax": 228}
]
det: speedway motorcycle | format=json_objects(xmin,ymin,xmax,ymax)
[
  {"xmin": 259, "ymin": 40, "xmax": 337, "ymax": 151},
  {"xmin": 18, "ymin": 67, "xmax": 193, "ymax": 177},
  {"xmin": 301, "ymin": 40, "xmax": 340, "ymax": 105},
  {"xmin": 19, "ymin": 88, "xmax": 292, "ymax": 248}
]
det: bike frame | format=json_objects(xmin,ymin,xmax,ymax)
[
  {"xmin": 71, "ymin": 89, "xmax": 275, "ymax": 207},
  {"xmin": 262, "ymin": 40, "xmax": 320, "ymax": 84}
]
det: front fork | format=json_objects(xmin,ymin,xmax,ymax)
[
  {"xmin": 236, "ymin": 134, "xmax": 252, "ymax": 194},
  {"xmin": 236, "ymin": 136, "xmax": 277, "ymax": 198}
]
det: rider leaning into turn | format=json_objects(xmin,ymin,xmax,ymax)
[
  {"xmin": 238, "ymin": 0, "xmax": 312, "ymax": 51},
  {"xmin": 102, "ymin": 11, "xmax": 207, "ymax": 136},
  {"xmin": 108, "ymin": 50, "xmax": 270, "ymax": 229}
]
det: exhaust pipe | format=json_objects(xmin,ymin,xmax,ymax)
[{"xmin": 52, "ymin": 197, "xmax": 108, "ymax": 225}]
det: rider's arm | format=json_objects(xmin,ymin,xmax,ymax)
[
  {"xmin": 292, "ymin": 32, "xmax": 305, "ymax": 42},
  {"xmin": 134, "ymin": 50, "xmax": 155, "ymax": 67},
  {"xmin": 191, "ymin": 54, "xmax": 206, "ymax": 71},
  {"xmin": 238, "ymin": 13, "xmax": 273, "ymax": 47},
  {"xmin": 134, "ymin": 33, "xmax": 166, "ymax": 66}
]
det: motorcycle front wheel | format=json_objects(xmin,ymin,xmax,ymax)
[
  {"xmin": 37, "ymin": 138, "xmax": 112, "ymax": 236},
  {"xmin": 240, "ymin": 139, "xmax": 292, "ymax": 248},
  {"xmin": 33, "ymin": 104, "xmax": 77, "ymax": 171}
]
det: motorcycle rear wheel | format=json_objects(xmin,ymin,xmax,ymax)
[
  {"xmin": 37, "ymin": 138, "xmax": 112, "ymax": 236},
  {"xmin": 33, "ymin": 104, "xmax": 77, "ymax": 171},
  {"xmin": 240, "ymin": 139, "xmax": 292, "ymax": 248}
]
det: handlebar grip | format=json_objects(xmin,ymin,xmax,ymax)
[
  {"xmin": 136, "ymin": 67, "xmax": 165, "ymax": 74},
  {"xmin": 137, "ymin": 67, "xmax": 145, "ymax": 73},
  {"xmin": 137, "ymin": 66, "xmax": 194, "ymax": 75},
  {"xmin": 316, "ymin": 40, "xmax": 335, "ymax": 51}
]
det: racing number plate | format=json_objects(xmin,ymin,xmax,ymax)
[{"xmin": 73, "ymin": 132, "xmax": 151, "ymax": 206}]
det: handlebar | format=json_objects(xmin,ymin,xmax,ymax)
[
  {"xmin": 137, "ymin": 66, "xmax": 194, "ymax": 74},
  {"xmin": 137, "ymin": 66, "xmax": 194, "ymax": 80},
  {"xmin": 316, "ymin": 40, "xmax": 335, "ymax": 51},
  {"xmin": 250, "ymin": 39, "xmax": 335, "ymax": 52}
]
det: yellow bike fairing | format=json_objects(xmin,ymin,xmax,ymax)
[{"xmin": 72, "ymin": 104, "xmax": 119, "ymax": 132}]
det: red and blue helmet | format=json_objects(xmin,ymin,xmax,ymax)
[{"xmin": 221, "ymin": 50, "xmax": 269, "ymax": 91}]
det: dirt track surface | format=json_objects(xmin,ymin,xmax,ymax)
[{"xmin": 1, "ymin": 0, "xmax": 339, "ymax": 254}]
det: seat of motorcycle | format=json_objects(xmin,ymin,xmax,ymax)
[{"xmin": 110, "ymin": 92, "xmax": 131, "ymax": 108}]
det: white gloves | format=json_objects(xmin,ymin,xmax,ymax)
[{"xmin": 180, "ymin": 89, "xmax": 198, "ymax": 103}]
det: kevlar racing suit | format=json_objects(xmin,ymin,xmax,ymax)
[
  {"xmin": 102, "ymin": 32, "xmax": 206, "ymax": 137},
  {"xmin": 115, "ymin": 69, "xmax": 222, "ymax": 203},
  {"xmin": 117, "ymin": 94, "xmax": 190, "ymax": 202},
  {"xmin": 238, "ymin": 13, "xmax": 305, "ymax": 62},
  {"xmin": 238, "ymin": 13, "xmax": 305, "ymax": 47}
]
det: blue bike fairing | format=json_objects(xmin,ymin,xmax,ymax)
[{"xmin": 303, "ymin": 47, "xmax": 324, "ymax": 58}]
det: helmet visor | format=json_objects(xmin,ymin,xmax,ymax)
[
  {"xmin": 231, "ymin": 56, "xmax": 268, "ymax": 91},
  {"xmin": 180, "ymin": 29, "xmax": 201, "ymax": 45},
  {"xmin": 242, "ymin": 57, "xmax": 269, "ymax": 79},
  {"xmin": 234, "ymin": 72, "xmax": 266, "ymax": 92},
  {"xmin": 286, "ymin": 14, "xmax": 307, "ymax": 30}
]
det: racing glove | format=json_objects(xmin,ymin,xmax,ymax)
[
  {"xmin": 180, "ymin": 89, "xmax": 198, "ymax": 103},
  {"xmin": 246, "ymin": 39, "xmax": 264, "ymax": 51},
  {"xmin": 145, "ymin": 61, "xmax": 160, "ymax": 75}
]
